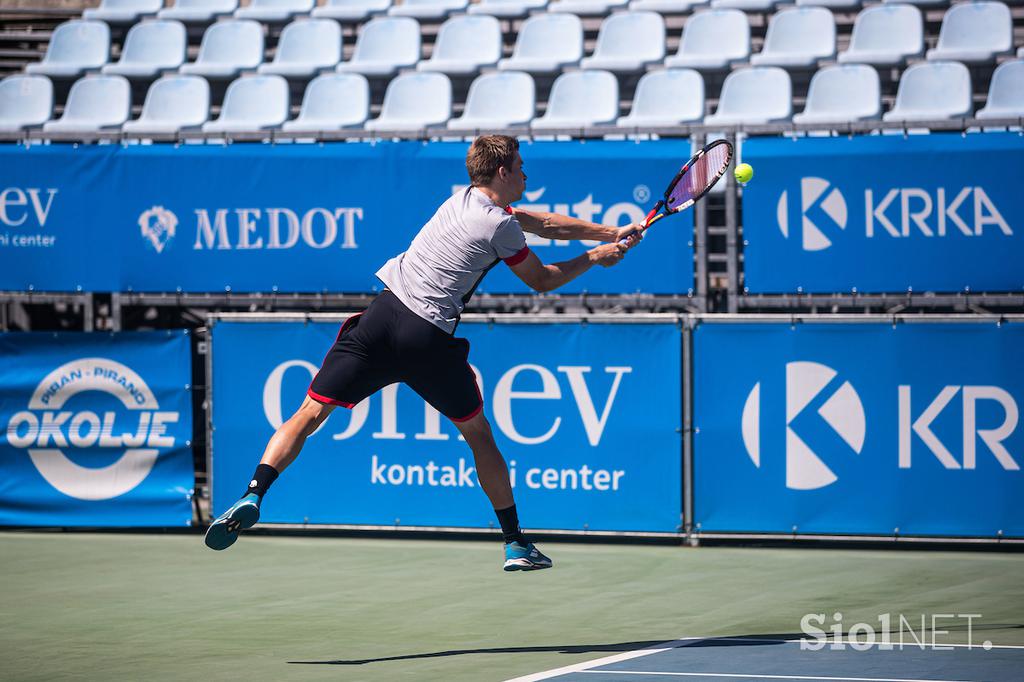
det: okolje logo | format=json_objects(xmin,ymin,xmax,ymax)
[
  {"xmin": 776, "ymin": 178, "xmax": 848, "ymax": 251},
  {"xmin": 139, "ymin": 205, "xmax": 178, "ymax": 253},
  {"xmin": 741, "ymin": 362, "xmax": 866, "ymax": 490},
  {"xmin": 4, "ymin": 358, "xmax": 180, "ymax": 500}
]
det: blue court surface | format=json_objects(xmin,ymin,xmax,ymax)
[{"xmin": 506, "ymin": 637, "xmax": 1024, "ymax": 682}]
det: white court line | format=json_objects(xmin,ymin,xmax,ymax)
[
  {"xmin": 502, "ymin": 639, "xmax": 695, "ymax": 682},
  {"xmin": 581, "ymin": 672, "xmax": 973, "ymax": 682}
]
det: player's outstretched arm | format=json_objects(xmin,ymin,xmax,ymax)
[
  {"xmin": 513, "ymin": 208, "xmax": 640, "ymax": 244},
  {"xmin": 509, "ymin": 242, "xmax": 630, "ymax": 293}
]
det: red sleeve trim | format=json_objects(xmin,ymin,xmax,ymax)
[
  {"xmin": 503, "ymin": 245, "xmax": 530, "ymax": 266},
  {"xmin": 504, "ymin": 205, "xmax": 514, "ymax": 215}
]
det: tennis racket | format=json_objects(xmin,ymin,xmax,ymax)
[{"xmin": 624, "ymin": 139, "xmax": 734, "ymax": 242}]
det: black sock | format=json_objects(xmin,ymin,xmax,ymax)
[
  {"xmin": 495, "ymin": 504, "xmax": 528, "ymax": 546},
  {"xmin": 245, "ymin": 463, "xmax": 279, "ymax": 501}
]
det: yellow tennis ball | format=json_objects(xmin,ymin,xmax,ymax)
[{"xmin": 735, "ymin": 163, "xmax": 754, "ymax": 183}]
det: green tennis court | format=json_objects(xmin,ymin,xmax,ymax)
[{"xmin": 2, "ymin": 532, "xmax": 1021, "ymax": 681}]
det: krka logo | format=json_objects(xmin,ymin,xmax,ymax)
[
  {"xmin": 776, "ymin": 178, "xmax": 848, "ymax": 252},
  {"xmin": 4, "ymin": 358, "xmax": 180, "ymax": 500},
  {"xmin": 139, "ymin": 205, "xmax": 178, "ymax": 253}
]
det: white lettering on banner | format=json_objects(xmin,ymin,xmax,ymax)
[
  {"xmin": 0, "ymin": 187, "xmax": 58, "ymax": 227},
  {"xmin": 494, "ymin": 364, "xmax": 562, "ymax": 445},
  {"xmin": 193, "ymin": 207, "xmax": 362, "ymax": 251},
  {"xmin": 370, "ymin": 454, "xmax": 625, "ymax": 491},
  {"xmin": 898, "ymin": 386, "xmax": 1019, "ymax": 470},
  {"xmin": 865, "ymin": 187, "xmax": 1012, "ymax": 239}
]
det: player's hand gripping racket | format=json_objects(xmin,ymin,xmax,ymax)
[{"xmin": 623, "ymin": 139, "xmax": 734, "ymax": 243}]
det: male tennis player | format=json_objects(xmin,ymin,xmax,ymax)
[{"xmin": 206, "ymin": 135, "xmax": 641, "ymax": 571}]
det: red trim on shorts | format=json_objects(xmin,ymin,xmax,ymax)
[
  {"xmin": 503, "ymin": 245, "xmax": 530, "ymax": 266},
  {"xmin": 452, "ymin": 403, "xmax": 483, "ymax": 423},
  {"xmin": 307, "ymin": 388, "xmax": 355, "ymax": 409}
]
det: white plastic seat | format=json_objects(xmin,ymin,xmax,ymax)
[
  {"xmin": 926, "ymin": 1, "xmax": 1013, "ymax": 64},
  {"xmin": 158, "ymin": 0, "xmax": 239, "ymax": 24},
  {"xmin": 258, "ymin": 19, "xmax": 342, "ymax": 77},
  {"xmin": 335, "ymin": 17, "xmax": 420, "ymax": 77},
  {"xmin": 710, "ymin": 0, "xmax": 776, "ymax": 11},
  {"xmin": 387, "ymin": 0, "xmax": 469, "ymax": 20},
  {"xmin": 704, "ymin": 66, "xmax": 792, "ymax": 125},
  {"xmin": 0, "ymin": 75, "xmax": 53, "ymax": 131},
  {"xmin": 447, "ymin": 71, "xmax": 535, "ymax": 130},
  {"xmin": 751, "ymin": 7, "xmax": 836, "ymax": 68},
  {"xmin": 664, "ymin": 9, "xmax": 749, "ymax": 70},
  {"xmin": 975, "ymin": 59, "xmax": 1024, "ymax": 119},
  {"xmin": 416, "ymin": 15, "xmax": 502, "ymax": 75},
  {"xmin": 837, "ymin": 4, "xmax": 923, "ymax": 66},
  {"xmin": 83, "ymin": 0, "xmax": 163, "ymax": 24},
  {"xmin": 282, "ymin": 73, "xmax": 369, "ymax": 131},
  {"xmin": 203, "ymin": 75, "xmax": 290, "ymax": 132},
  {"xmin": 792, "ymin": 64, "xmax": 880, "ymax": 124},
  {"xmin": 882, "ymin": 61, "xmax": 972, "ymax": 122},
  {"xmin": 364, "ymin": 72, "xmax": 452, "ymax": 131},
  {"xmin": 101, "ymin": 20, "xmax": 187, "ymax": 79},
  {"xmin": 42, "ymin": 75, "xmax": 130, "ymax": 133},
  {"xmin": 580, "ymin": 11, "xmax": 666, "ymax": 73},
  {"xmin": 497, "ymin": 13, "xmax": 583, "ymax": 74},
  {"xmin": 25, "ymin": 20, "xmax": 110, "ymax": 79},
  {"xmin": 179, "ymin": 19, "xmax": 264, "ymax": 79},
  {"xmin": 234, "ymin": 0, "xmax": 315, "ymax": 22},
  {"xmin": 122, "ymin": 75, "xmax": 210, "ymax": 133},
  {"xmin": 795, "ymin": 0, "xmax": 861, "ymax": 9},
  {"xmin": 548, "ymin": 0, "xmax": 630, "ymax": 16},
  {"xmin": 531, "ymin": 70, "xmax": 619, "ymax": 130},
  {"xmin": 311, "ymin": 0, "xmax": 392, "ymax": 21},
  {"xmin": 468, "ymin": 0, "xmax": 549, "ymax": 18},
  {"xmin": 616, "ymin": 68, "xmax": 704, "ymax": 127},
  {"xmin": 629, "ymin": 0, "xmax": 709, "ymax": 12},
  {"xmin": 1019, "ymin": 47, "xmax": 1023, "ymax": 58}
]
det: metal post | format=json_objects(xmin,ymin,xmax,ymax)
[
  {"xmin": 724, "ymin": 133, "xmax": 739, "ymax": 314},
  {"xmin": 681, "ymin": 316, "xmax": 695, "ymax": 544},
  {"xmin": 110, "ymin": 292, "xmax": 122, "ymax": 332},
  {"xmin": 692, "ymin": 132, "xmax": 708, "ymax": 313},
  {"xmin": 203, "ymin": 322, "xmax": 215, "ymax": 523},
  {"xmin": 82, "ymin": 293, "xmax": 94, "ymax": 332}
]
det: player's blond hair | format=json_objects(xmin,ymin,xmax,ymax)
[{"xmin": 466, "ymin": 135, "xmax": 519, "ymax": 187}]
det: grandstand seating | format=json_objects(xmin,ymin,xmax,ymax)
[
  {"xmin": 795, "ymin": 0, "xmax": 860, "ymax": 9},
  {"xmin": 42, "ymin": 74, "xmax": 130, "ymax": 133},
  {"xmin": 580, "ymin": 11, "xmax": 666, "ymax": 73},
  {"xmin": 179, "ymin": 19, "xmax": 264, "ymax": 79},
  {"xmin": 883, "ymin": 61, "xmax": 973, "ymax": 122},
  {"xmin": 975, "ymin": 59, "xmax": 1024, "ymax": 119},
  {"xmin": 704, "ymin": 66, "xmax": 792, "ymax": 124},
  {"xmin": 447, "ymin": 71, "xmax": 535, "ymax": 129},
  {"xmin": 883, "ymin": 0, "xmax": 945, "ymax": 6},
  {"xmin": 257, "ymin": 18, "xmax": 342, "ymax": 77},
  {"xmin": 792, "ymin": 64, "xmax": 881, "ymax": 124},
  {"xmin": 0, "ymin": 75, "xmax": 52, "ymax": 132},
  {"xmin": 468, "ymin": 0, "xmax": 550, "ymax": 19},
  {"xmin": 750, "ymin": 6, "xmax": 836, "ymax": 68},
  {"xmin": 629, "ymin": 0, "xmax": 710, "ymax": 13},
  {"xmin": 710, "ymin": 0, "xmax": 778, "ymax": 12},
  {"xmin": 548, "ymin": 0, "xmax": 630, "ymax": 16},
  {"xmin": 616, "ymin": 68, "xmax": 705, "ymax": 127},
  {"xmin": 416, "ymin": 15, "xmax": 502, "ymax": 75},
  {"xmin": 101, "ymin": 19, "xmax": 187, "ymax": 79},
  {"xmin": 531, "ymin": 69, "xmax": 619, "ymax": 129},
  {"xmin": 334, "ymin": 17, "xmax": 420, "ymax": 77},
  {"xmin": 837, "ymin": 4, "xmax": 924, "ymax": 67},
  {"xmin": 234, "ymin": 0, "xmax": 316, "ymax": 23},
  {"xmin": 364, "ymin": 71, "xmax": 452, "ymax": 130},
  {"xmin": 664, "ymin": 9, "xmax": 750, "ymax": 70},
  {"xmin": 926, "ymin": 1, "xmax": 1013, "ymax": 64},
  {"xmin": 282, "ymin": 73, "xmax": 370, "ymax": 131},
  {"xmin": 203, "ymin": 74, "xmax": 290, "ymax": 132},
  {"xmin": 388, "ymin": 0, "xmax": 470, "ymax": 20},
  {"xmin": 25, "ymin": 20, "xmax": 109, "ymax": 79},
  {"xmin": 83, "ymin": 0, "xmax": 163, "ymax": 25},
  {"xmin": 497, "ymin": 13, "xmax": 583, "ymax": 74},
  {"xmin": 311, "ymin": 0, "xmax": 393, "ymax": 22},
  {"xmin": 157, "ymin": 0, "xmax": 239, "ymax": 25},
  {"xmin": 122, "ymin": 74, "xmax": 210, "ymax": 133}
]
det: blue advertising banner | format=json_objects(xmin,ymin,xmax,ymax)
[
  {"xmin": 742, "ymin": 133, "xmax": 1024, "ymax": 294},
  {"xmin": 694, "ymin": 321, "xmax": 1024, "ymax": 537},
  {"xmin": 0, "ymin": 141, "xmax": 693, "ymax": 294},
  {"xmin": 0, "ymin": 330, "xmax": 194, "ymax": 526},
  {"xmin": 211, "ymin": 319, "xmax": 682, "ymax": 532}
]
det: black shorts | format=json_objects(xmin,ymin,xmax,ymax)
[{"xmin": 308, "ymin": 290, "xmax": 483, "ymax": 422}]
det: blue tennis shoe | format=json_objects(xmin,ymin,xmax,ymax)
[
  {"xmin": 204, "ymin": 493, "xmax": 261, "ymax": 551},
  {"xmin": 503, "ymin": 541, "xmax": 553, "ymax": 571}
]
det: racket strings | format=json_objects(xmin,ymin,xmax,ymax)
[{"xmin": 666, "ymin": 143, "xmax": 732, "ymax": 212}]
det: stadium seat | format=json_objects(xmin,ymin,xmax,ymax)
[
  {"xmin": 311, "ymin": 0, "xmax": 392, "ymax": 22},
  {"xmin": 703, "ymin": 66, "xmax": 792, "ymax": 125},
  {"xmin": 447, "ymin": 71, "xmax": 535, "ymax": 130},
  {"xmin": 1019, "ymin": 46, "xmax": 1023, "ymax": 58},
  {"xmin": 0, "ymin": 75, "xmax": 53, "ymax": 131},
  {"xmin": 751, "ymin": 7, "xmax": 836, "ymax": 68},
  {"xmin": 101, "ymin": 20, "xmax": 187, "ymax": 79},
  {"xmin": 664, "ymin": 9, "xmax": 749, "ymax": 70},
  {"xmin": 122, "ymin": 74, "xmax": 210, "ymax": 133},
  {"xmin": 837, "ymin": 4, "xmax": 923, "ymax": 67},
  {"xmin": 629, "ymin": 0, "xmax": 710, "ymax": 12},
  {"xmin": 158, "ymin": 0, "xmax": 239, "ymax": 24},
  {"xmin": 548, "ymin": 0, "xmax": 630, "ymax": 17},
  {"xmin": 416, "ymin": 15, "xmax": 502, "ymax": 75},
  {"xmin": 203, "ymin": 75, "xmax": 290, "ymax": 132},
  {"xmin": 975, "ymin": 59, "xmax": 1024, "ymax": 119},
  {"xmin": 281, "ymin": 73, "xmax": 370, "ymax": 131},
  {"xmin": 926, "ymin": 1, "xmax": 1013, "ymax": 64},
  {"xmin": 387, "ymin": 0, "xmax": 469, "ymax": 20},
  {"xmin": 792, "ymin": 64, "xmax": 880, "ymax": 124},
  {"xmin": 42, "ymin": 75, "xmax": 130, "ymax": 133},
  {"xmin": 364, "ymin": 72, "xmax": 452, "ymax": 131},
  {"xmin": 179, "ymin": 20, "xmax": 264, "ymax": 79},
  {"xmin": 882, "ymin": 0, "xmax": 952, "ymax": 7},
  {"xmin": 25, "ymin": 20, "xmax": 109, "ymax": 79},
  {"xmin": 83, "ymin": 0, "xmax": 163, "ymax": 24},
  {"xmin": 468, "ymin": 0, "xmax": 550, "ymax": 19},
  {"xmin": 258, "ymin": 19, "xmax": 342, "ymax": 77},
  {"xmin": 795, "ymin": 0, "xmax": 861, "ymax": 9},
  {"xmin": 335, "ymin": 17, "xmax": 420, "ymax": 77},
  {"xmin": 497, "ymin": 13, "xmax": 583, "ymax": 75},
  {"xmin": 531, "ymin": 70, "xmax": 619, "ymax": 130},
  {"xmin": 580, "ymin": 11, "xmax": 666, "ymax": 74},
  {"xmin": 710, "ymin": 0, "xmax": 777, "ymax": 11},
  {"xmin": 234, "ymin": 0, "xmax": 315, "ymax": 22},
  {"xmin": 882, "ymin": 61, "xmax": 972, "ymax": 122},
  {"xmin": 616, "ymin": 68, "xmax": 704, "ymax": 127}
]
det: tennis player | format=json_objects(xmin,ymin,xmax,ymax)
[{"xmin": 206, "ymin": 135, "xmax": 641, "ymax": 570}]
